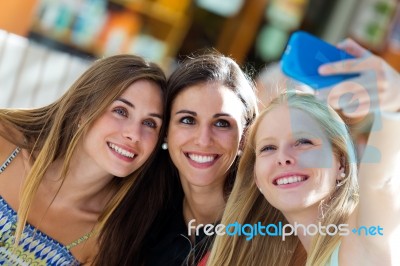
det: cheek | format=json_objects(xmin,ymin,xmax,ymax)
[
  {"xmin": 142, "ymin": 130, "xmax": 159, "ymax": 150},
  {"xmin": 254, "ymin": 158, "xmax": 272, "ymax": 185},
  {"xmin": 313, "ymin": 169, "xmax": 337, "ymax": 192},
  {"xmin": 166, "ymin": 127, "xmax": 183, "ymax": 149},
  {"xmin": 218, "ymin": 131, "xmax": 240, "ymax": 151},
  {"xmin": 297, "ymin": 147, "xmax": 335, "ymax": 169}
]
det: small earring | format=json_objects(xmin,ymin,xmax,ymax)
[
  {"xmin": 161, "ymin": 142, "xmax": 168, "ymax": 150},
  {"xmin": 258, "ymin": 187, "xmax": 263, "ymax": 194},
  {"xmin": 237, "ymin": 150, "xmax": 243, "ymax": 157},
  {"xmin": 340, "ymin": 172, "xmax": 346, "ymax": 178}
]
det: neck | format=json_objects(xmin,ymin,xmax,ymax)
[
  {"xmin": 182, "ymin": 188, "xmax": 225, "ymax": 226},
  {"xmin": 41, "ymin": 156, "xmax": 116, "ymax": 212}
]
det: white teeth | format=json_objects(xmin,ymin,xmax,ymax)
[
  {"xmin": 276, "ymin": 176, "xmax": 306, "ymax": 185},
  {"xmin": 108, "ymin": 143, "xmax": 135, "ymax": 158},
  {"xmin": 188, "ymin": 154, "xmax": 215, "ymax": 163}
]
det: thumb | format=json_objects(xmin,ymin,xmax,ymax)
[{"xmin": 336, "ymin": 38, "xmax": 370, "ymax": 58}]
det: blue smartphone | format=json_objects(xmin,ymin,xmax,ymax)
[{"xmin": 281, "ymin": 31, "xmax": 359, "ymax": 89}]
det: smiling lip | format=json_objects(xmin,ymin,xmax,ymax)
[
  {"xmin": 184, "ymin": 152, "xmax": 220, "ymax": 168},
  {"xmin": 273, "ymin": 172, "xmax": 309, "ymax": 186},
  {"xmin": 107, "ymin": 142, "xmax": 137, "ymax": 162}
]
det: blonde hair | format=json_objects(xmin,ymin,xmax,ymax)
[
  {"xmin": 208, "ymin": 92, "xmax": 359, "ymax": 266},
  {"xmin": 0, "ymin": 54, "xmax": 166, "ymax": 244}
]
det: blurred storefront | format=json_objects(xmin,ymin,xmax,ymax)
[{"xmin": 1, "ymin": 0, "xmax": 400, "ymax": 73}]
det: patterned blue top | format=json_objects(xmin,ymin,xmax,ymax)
[{"xmin": 0, "ymin": 196, "xmax": 80, "ymax": 266}]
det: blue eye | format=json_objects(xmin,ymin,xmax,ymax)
[
  {"xmin": 295, "ymin": 138, "xmax": 313, "ymax": 146},
  {"xmin": 215, "ymin": 120, "xmax": 230, "ymax": 128},
  {"xmin": 180, "ymin": 117, "xmax": 195, "ymax": 125},
  {"xmin": 143, "ymin": 119, "xmax": 157, "ymax": 129},
  {"xmin": 113, "ymin": 107, "xmax": 128, "ymax": 117},
  {"xmin": 260, "ymin": 145, "xmax": 276, "ymax": 153}
]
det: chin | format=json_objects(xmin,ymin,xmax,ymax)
[
  {"xmin": 110, "ymin": 169, "xmax": 134, "ymax": 178},
  {"xmin": 189, "ymin": 179, "xmax": 216, "ymax": 188}
]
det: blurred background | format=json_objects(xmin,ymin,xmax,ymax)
[{"xmin": 1, "ymin": 0, "xmax": 400, "ymax": 107}]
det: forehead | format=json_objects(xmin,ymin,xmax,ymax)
[
  {"xmin": 172, "ymin": 82, "xmax": 244, "ymax": 113},
  {"xmin": 122, "ymin": 79, "xmax": 162, "ymax": 100},
  {"xmin": 256, "ymin": 104, "xmax": 326, "ymax": 138}
]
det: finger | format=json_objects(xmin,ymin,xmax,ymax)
[
  {"xmin": 332, "ymin": 74, "xmax": 383, "ymax": 94},
  {"xmin": 315, "ymin": 71, "xmax": 381, "ymax": 102},
  {"xmin": 318, "ymin": 56, "xmax": 378, "ymax": 75},
  {"xmin": 336, "ymin": 38, "xmax": 371, "ymax": 58}
]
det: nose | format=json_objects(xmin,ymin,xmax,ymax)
[
  {"xmin": 194, "ymin": 125, "xmax": 213, "ymax": 147},
  {"xmin": 123, "ymin": 122, "xmax": 141, "ymax": 143},
  {"xmin": 278, "ymin": 159, "xmax": 293, "ymax": 166},
  {"xmin": 277, "ymin": 147, "xmax": 295, "ymax": 166}
]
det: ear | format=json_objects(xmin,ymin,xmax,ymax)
[
  {"xmin": 337, "ymin": 155, "xmax": 346, "ymax": 181},
  {"xmin": 337, "ymin": 168, "xmax": 346, "ymax": 181}
]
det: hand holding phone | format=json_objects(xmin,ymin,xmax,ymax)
[{"xmin": 281, "ymin": 31, "xmax": 360, "ymax": 90}]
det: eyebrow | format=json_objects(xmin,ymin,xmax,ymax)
[
  {"xmin": 292, "ymin": 131, "xmax": 320, "ymax": 138},
  {"xmin": 257, "ymin": 137, "xmax": 275, "ymax": 143},
  {"xmin": 175, "ymin": 110, "xmax": 233, "ymax": 118},
  {"xmin": 116, "ymin": 97, "xmax": 163, "ymax": 119},
  {"xmin": 116, "ymin": 98, "xmax": 134, "ymax": 108},
  {"xmin": 176, "ymin": 110, "xmax": 196, "ymax": 116},
  {"xmin": 257, "ymin": 132, "xmax": 320, "ymax": 143}
]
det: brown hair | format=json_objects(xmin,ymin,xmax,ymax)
[
  {"xmin": 0, "ymin": 54, "xmax": 166, "ymax": 247},
  {"xmin": 94, "ymin": 51, "xmax": 259, "ymax": 265}
]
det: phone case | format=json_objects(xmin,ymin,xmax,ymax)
[{"xmin": 281, "ymin": 31, "xmax": 359, "ymax": 89}]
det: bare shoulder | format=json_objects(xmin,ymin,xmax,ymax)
[
  {"xmin": 0, "ymin": 122, "xmax": 27, "ymax": 205},
  {"xmin": 0, "ymin": 133, "xmax": 18, "ymax": 167}
]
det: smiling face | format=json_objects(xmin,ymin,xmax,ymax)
[
  {"xmin": 81, "ymin": 79, "xmax": 163, "ymax": 177},
  {"xmin": 254, "ymin": 104, "xmax": 342, "ymax": 216},
  {"xmin": 167, "ymin": 82, "xmax": 245, "ymax": 190}
]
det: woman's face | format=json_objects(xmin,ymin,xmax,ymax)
[
  {"xmin": 82, "ymin": 79, "xmax": 163, "ymax": 177},
  {"xmin": 254, "ymin": 104, "xmax": 341, "ymax": 216},
  {"xmin": 167, "ymin": 82, "xmax": 245, "ymax": 190}
]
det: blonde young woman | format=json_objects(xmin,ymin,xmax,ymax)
[
  {"xmin": 0, "ymin": 54, "xmax": 166, "ymax": 265},
  {"xmin": 207, "ymin": 92, "xmax": 399, "ymax": 265}
]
